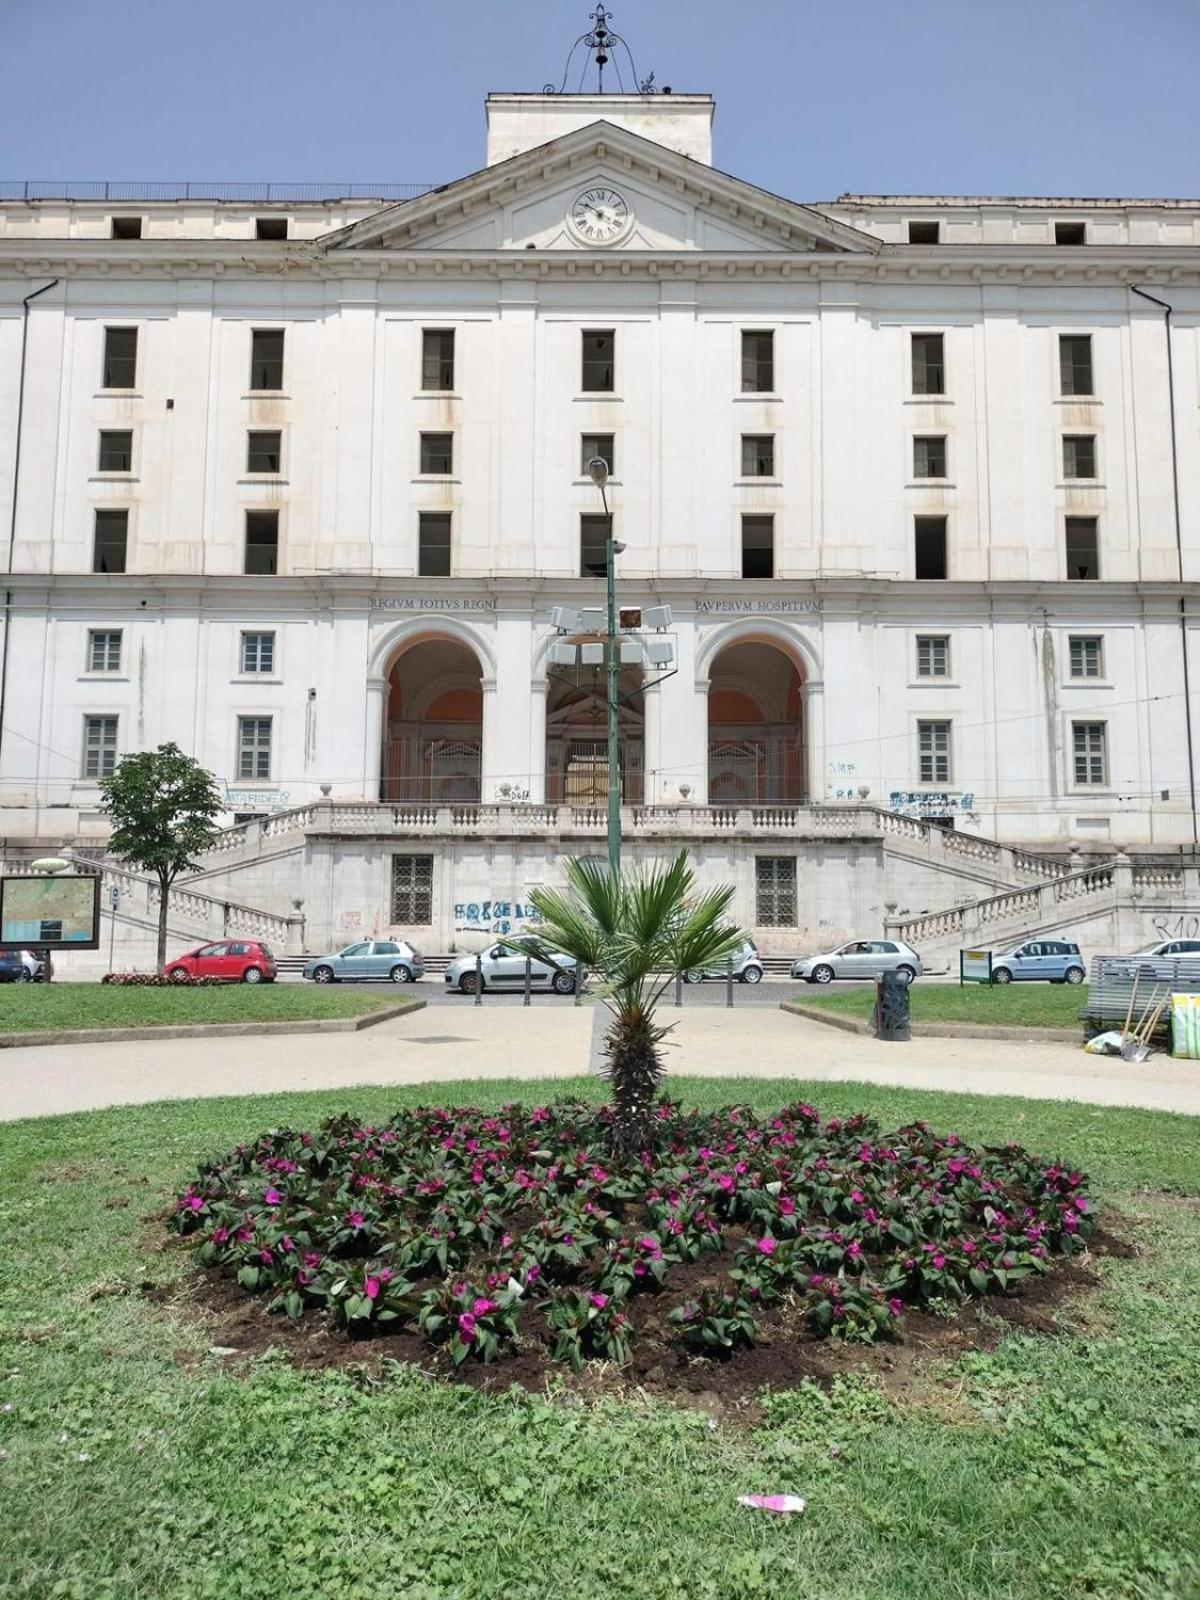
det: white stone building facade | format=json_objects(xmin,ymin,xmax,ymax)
[{"xmin": 2, "ymin": 90, "xmax": 1199, "ymax": 962}]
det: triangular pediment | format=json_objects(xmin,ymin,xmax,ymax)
[{"xmin": 321, "ymin": 122, "xmax": 880, "ymax": 257}]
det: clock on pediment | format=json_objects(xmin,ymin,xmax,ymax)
[{"xmin": 567, "ymin": 186, "xmax": 632, "ymax": 247}]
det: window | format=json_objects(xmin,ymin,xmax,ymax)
[
  {"xmin": 755, "ymin": 856, "xmax": 796, "ymax": 926},
  {"xmin": 111, "ymin": 216, "xmax": 142, "ymax": 239},
  {"xmin": 419, "ymin": 432, "xmax": 453, "ymax": 474},
  {"xmin": 87, "ymin": 630, "xmax": 122, "ymax": 673},
  {"xmin": 741, "ymin": 330, "xmax": 774, "ymax": 393},
  {"xmin": 255, "ymin": 217, "xmax": 288, "ymax": 240},
  {"xmin": 918, "ymin": 720, "xmax": 951, "ymax": 784},
  {"xmin": 911, "ymin": 333, "xmax": 944, "ymax": 395},
  {"xmin": 249, "ymin": 329, "xmax": 284, "ymax": 391},
  {"xmin": 97, "ymin": 429, "xmax": 133, "ymax": 472},
  {"xmin": 418, "ymin": 511, "xmax": 451, "ymax": 578},
  {"xmin": 421, "ymin": 329, "xmax": 455, "ymax": 390},
  {"xmin": 93, "ymin": 509, "xmax": 128, "ymax": 573},
  {"xmin": 914, "ymin": 515, "xmax": 947, "ymax": 579},
  {"xmin": 1065, "ymin": 516, "xmax": 1099, "ymax": 579},
  {"xmin": 1055, "ymin": 221, "xmax": 1086, "ymax": 245},
  {"xmin": 581, "ymin": 329, "xmax": 615, "ymax": 392},
  {"xmin": 1059, "ymin": 334, "xmax": 1093, "ymax": 397},
  {"xmin": 246, "ymin": 430, "xmax": 281, "ymax": 473},
  {"xmin": 908, "ymin": 220, "xmax": 940, "ymax": 244},
  {"xmin": 581, "ymin": 433, "xmax": 615, "ymax": 476},
  {"xmin": 913, "ymin": 435, "xmax": 947, "ymax": 478},
  {"xmin": 1073, "ymin": 721, "xmax": 1107, "ymax": 785},
  {"xmin": 916, "ymin": 635, "xmax": 950, "ymax": 677},
  {"xmin": 102, "ymin": 327, "xmax": 138, "ymax": 389},
  {"xmin": 237, "ymin": 717, "xmax": 272, "ymax": 780},
  {"xmin": 244, "ymin": 510, "xmax": 279, "ymax": 575},
  {"xmin": 391, "ymin": 853, "xmax": 433, "ymax": 923},
  {"xmin": 241, "ymin": 631, "xmax": 275, "ymax": 674},
  {"xmin": 1069, "ymin": 635, "xmax": 1104, "ymax": 678},
  {"xmin": 741, "ymin": 515, "xmax": 774, "ymax": 579},
  {"xmin": 82, "ymin": 716, "xmax": 118, "ymax": 779},
  {"xmin": 1062, "ymin": 434, "xmax": 1096, "ymax": 479},
  {"xmin": 740, "ymin": 434, "xmax": 775, "ymax": 477},
  {"xmin": 580, "ymin": 513, "xmax": 611, "ymax": 578}
]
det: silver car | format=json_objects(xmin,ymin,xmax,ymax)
[
  {"xmin": 303, "ymin": 939, "xmax": 424, "ymax": 984},
  {"xmin": 791, "ymin": 939, "xmax": 922, "ymax": 985},
  {"xmin": 683, "ymin": 939, "xmax": 764, "ymax": 984},
  {"xmin": 444, "ymin": 944, "xmax": 577, "ymax": 996}
]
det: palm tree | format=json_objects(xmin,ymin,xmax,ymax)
[{"xmin": 512, "ymin": 852, "xmax": 744, "ymax": 1160}]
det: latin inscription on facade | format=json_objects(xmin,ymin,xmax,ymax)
[
  {"xmin": 369, "ymin": 597, "xmax": 496, "ymax": 612},
  {"xmin": 695, "ymin": 599, "xmax": 822, "ymax": 615}
]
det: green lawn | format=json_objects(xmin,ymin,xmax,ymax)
[
  {"xmin": 1, "ymin": 1076, "xmax": 1198, "ymax": 1600},
  {"xmin": 793, "ymin": 981, "xmax": 1089, "ymax": 1029},
  {"xmin": 0, "ymin": 982, "xmax": 408, "ymax": 1034}
]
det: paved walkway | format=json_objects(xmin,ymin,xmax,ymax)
[{"xmin": 2, "ymin": 1002, "xmax": 1199, "ymax": 1121}]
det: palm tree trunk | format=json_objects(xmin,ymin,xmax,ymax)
[{"xmin": 603, "ymin": 1010, "xmax": 663, "ymax": 1160}]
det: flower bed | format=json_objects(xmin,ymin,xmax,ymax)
[
  {"xmin": 102, "ymin": 972, "xmax": 221, "ymax": 986},
  {"xmin": 171, "ymin": 1098, "xmax": 1096, "ymax": 1375}
]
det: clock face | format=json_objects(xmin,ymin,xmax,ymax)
[{"xmin": 569, "ymin": 186, "xmax": 630, "ymax": 245}]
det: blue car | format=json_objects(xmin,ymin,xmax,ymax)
[
  {"xmin": 990, "ymin": 940, "xmax": 1086, "ymax": 985},
  {"xmin": 303, "ymin": 939, "xmax": 424, "ymax": 984}
]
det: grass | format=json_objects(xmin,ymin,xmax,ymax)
[
  {"xmin": 1, "ymin": 1075, "xmax": 1198, "ymax": 1600},
  {"xmin": 793, "ymin": 981, "xmax": 1089, "ymax": 1029},
  {"xmin": 0, "ymin": 983, "xmax": 408, "ymax": 1034}
]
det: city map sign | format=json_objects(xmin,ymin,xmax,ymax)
[{"xmin": 0, "ymin": 874, "xmax": 102, "ymax": 950}]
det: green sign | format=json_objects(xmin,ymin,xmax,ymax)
[{"xmin": 960, "ymin": 948, "xmax": 992, "ymax": 985}]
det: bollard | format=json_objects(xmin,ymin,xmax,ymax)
[
  {"xmin": 474, "ymin": 951, "xmax": 483, "ymax": 1006},
  {"xmin": 726, "ymin": 955, "xmax": 734, "ymax": 1008},
  {"xmin": 574, "ymin": 964, "xmax": 585, "ymax": 1005},
  {"xmin": 524, "ymin": 955, "xmax": 532, "ymax": 1006},
  {"xmin": 675, "ymin": 969, "xmax": 683, "ymax": 1007},
  {"xmin": 874, "ymin": 969, "xmax": 911, "ymax": 1041}
]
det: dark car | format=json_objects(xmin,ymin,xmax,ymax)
[{"xmin": 0, "ymin": 949, "xmax": 28, "ymax": 983}]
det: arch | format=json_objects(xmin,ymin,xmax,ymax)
[
  {"xmin": 379, "ymin": 633, "xmax": 484, "ymax": 803},
  {"xmin": 706, "ymin": 634, "xmax": 808, "ymax": 804},
  {"xmin": 545, "ymin": 662, "xmax": 645, "ymax": 806},
  {"xmin": 695, "ymin": 617, "xmax": 822, "ymax": 687},
  {"xmin": 367, "ymin": 614, "xmax": 496, "ymax": 685}
]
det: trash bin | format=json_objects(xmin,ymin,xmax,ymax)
[{"xmin": 874, "ymin": 969, "xmax": 911, "ymax": 1042}]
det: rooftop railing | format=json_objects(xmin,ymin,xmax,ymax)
[{"xmin": 0, "ymin": 180, "xmax": 439, "ymax": 203}]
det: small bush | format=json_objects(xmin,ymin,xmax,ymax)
[{"xmin": 171, "ymin": 1098, "xmax": 1097, "ymax": 1368}]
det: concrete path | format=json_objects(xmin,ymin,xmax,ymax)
[{"xmin": 2, "ymin": 1000, "xmax": 1199, "ymax": 1122}]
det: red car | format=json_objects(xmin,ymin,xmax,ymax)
[{"xmin": 164, "ymin": 939, "xmax": 277, "ymax": 984}]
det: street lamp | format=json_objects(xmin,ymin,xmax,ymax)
[{"xmin": 587, "ymin": 457, "xmax": 625, "ymax": 876}]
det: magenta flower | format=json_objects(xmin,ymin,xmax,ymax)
[
  {"xmin": 888, "ymin": 1297, "xmax": 903, "ymax": 1317},
  {"xmin": 365, "ymin": 1277, "xmax": 380, "ymax": 1300},
  {"xmin": 846, "ymin": 1241, "xmax": 862, "ymax": 1260},
  {"xmin": 458, "ymin": 1312, "xmax": 477, "ymax": 1340},
  {"xmin": 589, "ymin": 1292, "xmax": 608, "ymax": 1309},
  {"xmin": 263, "ymin": 1188, "xmax": 283, "ymax": 1206},
  {"xmin": 346, "ymin": 1211, "xmax": 365, "ymax": 1230},
  {"xmin": 756, "ymin": 1236, "xmax": 777, "ymax": 1256},
  {"xmin": 212, "ymin": 1226, "xmax": 229, "ymax": 1243},
  {"xmin": 779, "ymin": 1196, "xmax": 795, "ymax": 1216},
  {"xmin": 182, "ymin": 1194, "xmax": 204, "ymax": 1212},
  {"xmin": 932, "ymin": 1253, "xmax": 946, "ymax": 1269},
  {"xmin": 472, "ymin": 1296, "xmax": 497, "ymax": 1316}
]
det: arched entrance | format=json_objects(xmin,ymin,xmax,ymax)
[
  {"xmin": 545, "ymin": 663, "xmax": 644, "ymax": 806},
  {"xmin": 707, "ymin": 640, "xmax": 805, "ymax": 803},
  {"xmin": 380, "ymin": 637, "xmax": 483, "ymax": 803}
]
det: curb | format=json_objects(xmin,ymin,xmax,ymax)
[
  {"xmin": 0, "ymin": 998, "xmax": 426, "ymax": 1050},
  {"xmin": 779, "ymin": 999, "xmax": 1080, "ymax": 1044}
]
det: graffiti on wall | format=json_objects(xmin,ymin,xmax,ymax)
[
  {"xmin": 888, "ymin": 791, "xmax": 976, "ymax": 817},
  {"xmin": 1152, "ymin": 913, "xmax": 1200, "ymax": 941},
  {"xmin": 455, "ymin": 899, "xmax": 543, "ymax": 935}
]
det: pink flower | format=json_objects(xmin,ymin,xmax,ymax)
[
  {"xmin": 846, "ymin": 1241, "xmax": 862, "ymax": 1260},
  {"xmin": 346, "ymin": 1211, "xmax": 365, "ymax": 1230},
  {"xmin": 259, "ymin": 1248, "xmax": 273, "ymax": 1265},
  {"xmin": 472, "ymin": 1297, "xmax": 497, "ymax": 1316},
  {"xmin": 458, "ymin": 1312, "xmax": 477, "ymax": 1340},
  {"xmin": 364, "ymin": 1277, "xmax": 380, "ymax": 1300},
  {"xmin": 589, "ymin": 1292, "xmax": 608, "ymax": 1309},
  {"xmin": 932, "ymin": 1254, "xmax": 946, "ymax": 1269},
  {"xmin": 756, "ymin": 1236, "xmax": 777, "ymax": 1256},
  {"xmin": 888, "ymin": 1297, "xmax": 903, "ymax": 1317},
  {"xmin": 779, "ymin": 1196, "xmax": 795, "ymax": 1216},
  {"xmin": 182, "ymin": 1194, "xmax": 204, "ymax": 1212},
  {"xmin": 849, "ymin": 1189, "xmax": 864, "ymax": 1204},
  {"xmin": 263, "ymin": 1188, "xmax": 283, "ymax": 1206},
  {"xmin": 212, "ymin": 1226, "xmax": 229, "ymax": 1243}
]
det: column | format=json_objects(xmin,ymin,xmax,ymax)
[
  {"xmin": 364, "ymin": 676, "xmax": 386, "ymax": 802},
  {"xmin": 646, "ymin": 620, "xmax": 706, "ymax": 805},
  {"xmin": 528, "ymin": 680, "xmax": 549, "ymax": 805}
]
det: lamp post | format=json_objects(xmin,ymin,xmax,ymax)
[{"xmin": 587, "ymin": 456, "xmax": 624, "ymax": 877}]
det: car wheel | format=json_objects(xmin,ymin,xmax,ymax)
[
  {"xmin": 896, "ymin": 965, "xmax": 916, "ymax": 985},
  {"xmin": 1065, "ymin": 966, "xmax": 1085, "ymax": 985},
  {"xmin": 811, "ymin": 964, "xmax": 835, "ymax": 985},
  {"xmin": 242, "ymin": 966, "xmax": 264, "ymax": 984},
  {"xmin": 168, "ymin": 967, "xmax": 190, "ymax": 983},
  {"xmin": 17, "ymin": 968, "xmax": 32, "ymax": 983},
  {"xmin": 683, "ymin": 970, "xmax": 703, "ymax": 984},
  {"xmin": 992, "ymin": 967, "xmax": 1013, "ymax": 985},
  {"xmin": 552, "ymin": 970, "xmax": 576, "ymax": 996},
  {"xmin": 459, "ymin": 972, "xmax": 480, "ymax": 995},
  {"xmin": 312, "ymin": 965, "xmax": 335, "ymax": 984},
  {"xmin": 741, "ymin": 965, "xmax": 763, "ymax": 984},
  {"xmin": 389, "ymin": 964, "xmax": 413, "ymax": 984}
]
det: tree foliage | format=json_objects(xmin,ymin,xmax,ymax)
[{"xmin": 511, "ymin": 852, "xmax": 744, "ymax": 1158}]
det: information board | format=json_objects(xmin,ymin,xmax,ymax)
[
  {"xmin": 960, "ymin": 948, "xmax": 993, "ymax": 985},
  {"xmin": 0, "ymin": 874, "xmax": 102, "ymax": 950}
]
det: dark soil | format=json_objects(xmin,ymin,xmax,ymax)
[{"xmin": 169, "ymin": 1223, "xmax": 1132, "ymax": 1419}]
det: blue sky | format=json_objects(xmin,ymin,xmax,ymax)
[{"xmin": 2, "ymin": 0, "xmax": 1198, "ymax": 199}]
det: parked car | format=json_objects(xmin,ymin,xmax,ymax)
[
  {"xmin": 990, "ymin": 940, "xmax": 1085, "ymax": 985},
  {"xmin": 0, "ymin": 949, "xmax": 46, "ymax": 983},
  {"xmin": 164, "ymin": 939, "xmax": 278, "ymax": 984},
  {"xmin": 683, "ymin": 939, "xmax": 764, "ymax": 984},
  {"xmin": 791, "ymin": 939, "xmax": 922, "ymax": 985},
  {"xmin": 302, "ymin": 939, "xmax": 423, "ymax": 984},
  {"xmin": 1127, "ymin": 938, "xmax": 1200, "ymax": 959},
  {"xmin": 444, "ymin": 944, "xmax": 577, "ymax": 996}
]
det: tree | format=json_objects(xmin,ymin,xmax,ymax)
[
  {"xmin": 99, "ymin": 743, "xmax": 223, "ymax": 970},
  {"xmin": 513, "ymin": 852, "xmax": 744, "ymax": 1160}
]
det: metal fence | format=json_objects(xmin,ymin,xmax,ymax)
[{"xmin": 0, "ymin": 180, "xmax": 439, "ymax": 203}]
